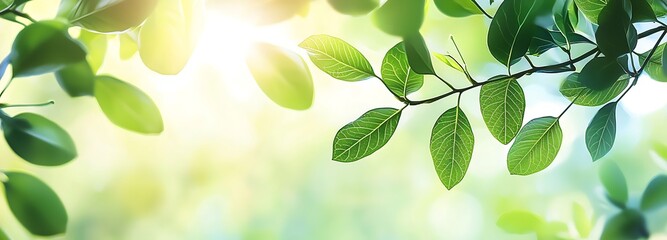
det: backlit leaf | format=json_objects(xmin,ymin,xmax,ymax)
[
  {"xmin": 59, "ymin": 0, "xmax": 158, "ymax": 33},
  {"xmin": 488, "ymin": 0, "xmax": 544, "ymax": 66},
  {"xmin": 507, "ymin": 117, "xmax": 563, "ymax": 175},
  {"xmin": 300, "ymin": 35, "xmax": 375, "ymax": 81},
  {"xmin": 332, "ymin": 108, "xmax": 402, "ymax": 162},
  {"xmin": 599, "ymin": 161, "xmax": 628, "ymax": 207},
  {"xmin": 381, "ymin": 42, "xmax": 424, "ymax": 99},
  {"xmin": 573, "ymin": 202, "xmax": 592, "ymax": 238},
  {"xmin": 639, "ymin": 43, "xmax": 667, "ymax": 82},
  {"xmin": 480, "ymin": 76, "xmax": 525, "ymax": 144},
  {"xmin": 434, "ymin": 0, "xmax": 484, "ymax": 17},
  {"xmin": 640, "ymin": 175, "xmax": 667, "ymax": 212},
  {"xmin": 54, "ymin": 61, "xmax": 95, "ymax": 97},
  {"xmin": 586, "ymin": 102, "xmax": 617, "ymax": 161},
  {"xmin": 560, "ymin": 73, "xmax": 629, "ymax": 106},
  {"xmin": 430, "ymin": 106, "xmax": 475, "ymax": 189},
  {"xmin": 497, "ymin": 210, "xmax": 544, "ymax": 234},
  {"xmin": 327, "ymin": 0, "xmax": 378, "ymax": 16},
  {"xmin": 372, "ymin": 0, "xmax": 425, "ymax": 36},
  {"xmin": 578, "ymin": 57, "xmax": 626, "ymax": 91},
  {"xmin": 94, "ymin": 76, "xmax": 164, "ymax": 134}
]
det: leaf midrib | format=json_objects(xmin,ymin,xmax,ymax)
[
  {"xmin": 302, "ymin": 43, "xmax": 372, "ymax": 78},
  {"xmin": 334, "ymin": 110, "xmax": 400, "ymax": 160},
  {"xmin": 511, "ymin": 118, "xmax": 558, "ymax": 172}
]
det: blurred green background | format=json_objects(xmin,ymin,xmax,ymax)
[{"xmin": 1, "ymin": 0, "xmax": 667, "ymax": 239}]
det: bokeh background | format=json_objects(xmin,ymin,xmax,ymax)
[{"xmin": 1, "ymin": 0, "xmax": 667, "ymax": 239}]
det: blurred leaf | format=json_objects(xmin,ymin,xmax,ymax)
[
  {"xmin": 487, "ymin": 0, "xmax": 543, "ymax": 66},
  {"xmin": 300, "ymin": 35, "xmax": 375, "ymax": 81},
  {"xmin": 381, "ymin": 42, "xmax": 423, "ymax": 99},
  {"xmin": 536, "ymin": 222, "xmax": 569, "ymax": 240},
  {"xmin": 480, "ymin": 76, "xmax": 525, "ymax": 144},
  {"xmin": 585, "ymin": 103, "xmax": 617, "ymax": 161},
  {"xmin": 332, "ymin": 108, "xmax": 402, "ymax": 162},
  {"xmin": 430, "ymin": 106, "xmax": 475, "ymax": 189},
  {"xmin": 94, "ymin": 76, "xmax": 164, "ymax": 134},
  {"xmin": 497, "ymin": 210, "xmax": 544, "ymax": 234},
  {"xmin": 0, "ymin": 56, "xmax": 8, "ymax": 80},
  {"xmin": 246, "ymin": 43, "xmax": 314, "ymax": 110},
  {"xmin": 639, "ymin": 43, "xmax": 667, "ymax": 82},
  {"xmin": 139, "ymin": 0, "xmax": 204, "ymax": 75},
  {"xmin": 579, "ymin": 57, "xmax": 626, "ymax": 91},
  {"xmin": 599, "ymin": 161, "xmax": 628, "ymax": 207},
  {"xmin": 243, "ymin": 0, "xmax": 310, "ymax": 25},
  {"xmin": 1, "ymin": 2, "xmax": 26, "ymax": 23},
  {"xmin": 0, "ymin": 0, "xmax": 11, "ymax": 11},
  {"xmin": 434, "ymin": 0, "xmax": 484, "ymax": 17},
  {"xmin": 596, "ymin": 0, "xmax": 637, "ymax": 59},
  {"xmin": 560, "ymin": 73, "xmax": 629, "ymax": 106},
  {"xmin": 54, "ymin": 61, "xmax": 95, "ymax": 97},
  {"xmin": 2, "ymin": 172, "xmax": 68, "ymax": 236},
  {"xmin": 59, "ymin": 0, "xmax": 157, "ymax": 33},
  {"xmin": 372, "ymin": 0, "xmax": 425, "ymax": 36},
  {"xmin": 640, "ymin": 175, "xmax": 667, "ymax": 212},
  {"xmin": 119, "ymin": 32, "xmax": 138, "ymax": 60},
  {"xmin": 78, "ymin": 30, "xmax": 107, "ymax": 73},
  {"xmin": 327, "ymin": 0, "xmax": 378, "ymax": 16},
  {"xmin": 507, "ymin": 117, "xmax": 562, "ymax": 175},
  {"xmin": 1, "ymin": 113, "xmax": 77, "ymax": 166},
  {"xmin": 403, "ymin": 33, "xmax": 435, "ymax": 75},
  {"xmin": 10, "ymin": 20, "xmax": 86, "ymax": 78},
  {"xmin": 0, "ymin": 228, "xmax": 7, "ymax": 240},
  {"xmin": 573, "ymin": 202, "xmax": 592, "ymax": 238},
  {"xmin": 601, "ymin": 209, "xmax": 649, "ymax": 239},
  {"xmin": 434, "ymin": 53, "xmax": 464, "ymax": 73}
]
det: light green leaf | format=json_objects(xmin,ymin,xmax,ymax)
[
  {"xmin": 403, "ymin": 33, "xmax": 435, "ymax": 75},
  {"xmin": 327, "ymin": 0, "xmax": 378, "ymax": 16},
  {"xmin": 247, "ymin": 43, "xmax": 314, "ymax": 110},
  {"xmin": 497, "ymin": 210, "xmax": 544, "ymax": 234},
  {"xmin": 601, "ymin": 209, "xmax": 649, "ymax": 239},
  {"xmin": 300, "ymin": 35, "xmax": 375, "ymax": 81},
  {"xmin": 507, "ymin": 117, "xmax": 563, "ymax": 175},
  {"xmin": 10, "ymin": 20, "xmax": 86, "ymax": 78},
  {"xmin": 585, "ymin": 102, "xmax": 617, "ymax": 161},
  {"xmin": 648, "ymin": 0, "xmax": 667, "ymax": 17},
  {"xmin": 55, "ymin": 61, "xmax": 95, "ymax": 97},
  {"xmin": 639, "ymin": 43, "xmax": 667, "ymax": 82},
  {"xmin": 381, "ymin": 42, "xmax": 423, "ymax": 99},
  {"xmin": 480, "ymin": 76, "xmax": 525, "ymax": 144},
  {"xmin": 2, "ymin": 172, "xmax": 68, "ymax": 236},
  {"xmin": 434, "ymin": 0, "xmax": 484, "ymax": 17},
  {"xmin": 536, "ymin": 222, "xmax": 569, "ymax": 240},
  {"xmin": 560, "ymin": 73, "xmax": 629, "ymax": 106},
  {"xmin": 1, "ymin": 112, "xmax": 77, "ymax": 166},
  {"xmin": 574, "ymin": 0, "xmax": 605, "ymax": 23},
  {"xmin": 573, "ymin": 202, "xmax": 592, "ymax": 238},
  {"xmin": 434, "ymin": 53, "xmax": 465, "ymax": 73},
  {"xmin": 0, "ymin": 228, "xmax": 8, "ymax": 240},
  {"xmin": 599, "ymin": 161, "xmax": 628, "ymax": 207},
  {"xmin": 119, "ymin": 33, "xmax": 138, "ymax": 60},
  {"xmin": 430, "ymin": 106, "xmax": 474, "ymax": 189},
  {"xmin": 372, "ymin": 0, "xmax": 425, "ymax": 36},
  {"xmin": 78, "ymin": 30, "xmax": 107, "ymax": 73},
  {"xmin": 579, "ymin": 57, "xmax": 626, "ymax": 91},
  {"xmin": 640, "ymin": 175, "xmax": 667, "ymax": 212},
  {"xmin": 332, "ymin": 108, "xmax": 402, "ymax": 162},
  {"xmin": 59, "ymin": 0, "xmax": 158, "ymax": 33},
  {"xmin": 488, "ymin": 0, "xmax": 544, "ymax": 66},
  {"xmin": 94, "ymin": 76, "xmax": 164, "ymax": 134}
]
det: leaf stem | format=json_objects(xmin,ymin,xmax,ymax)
[
  {"xmin": 471, "ymin": 0, "xmax": 493, "ymax": 19},
  {"xmin": 450, "ymin": 36, "xmax": 478, "ymax": 84},
  {"xmin": 557, "ymin": 91, "xmax": 583, "ymax": 120},
  {"xmin": 0, "ymin": 100, "xmax": 55, "ymax": 109},
  {"xmin": 434, "ymin": 73, "xmax": 458, "ymax": 90}
]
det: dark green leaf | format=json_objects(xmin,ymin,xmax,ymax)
[
  {"xmin": 554, "ymin": 0, "xmax": 576, "ymax": 49},
  {"xmin": 573, "ymin": 203, "xmax": 592, "ymax": 238},
  {"xmin": 94, "ymin": 76, "xmax": 164, "ymax": 134},
  {"xmin": 595, "ymin": 0, "xmax": 637, "ymax": 59},
  {"xmin": 299, "ymin": 35, "xmax": 375, "ymax": 81},
  {"xmin": 507, "ymin": 117, "xmax": 563, "ymax": 175},
  {"xmin": 640, "ymin": 175, "xmax": 667, "ymax": 212},
  {"xmin": 381, "ymin": 43, "xmax": 424, "ymax": 99},
  {"xmin": 58, "ymin": 0, "xmax": 158, "ymax": 33},
  {"xmin": 586, "ymin": 102, "xmax": 617, "ymax": 161},
  {"xmin": 599, "ymin": 161, "xmax": 628, "ymax": 207},
  {"xmin": 560, "ymin": 73, "xmax": 629, "ymax": 106},
  {"xmin": 631, "ymin": 0, "xmax": 658, "ymax": 22},
  {"xmin": 528, "ymin": 27, "xmax": 560, "ymax": 56},
  {"xmin": 247, "ymin": 43, "xmax": 314, "ymax": 110},
  {"xmin": 430, "ymin": 106, "xmax": 474, "ymax": 189},
  {"xmin": 332, "ymin": 108, "xmax": 402, "ymax": 162},
  {"xmin": 488, "ymin": 0, "xmax": 544, "ymax": 66},
  {"xmin": 327, "ymin": 0, "xmax": 378, "ymax": 16},
  {"xmin": 601, "ymin": 209, "xmax": 649, "ymax": 240},
  {"xmin": 579, "ymin": 57, "xmax": 626, "ymax": 90},
  {"xmin": 403, "ymin": 33, "xmax": 435, "ymax": 75},
  {"xmin": 1, "ymin": 113, "xmax": 77, "ymax": 166},
  {"xmin": 480, "ymin": 76, "xmax": 525, "ymax": 144},
  {"xmin": 434, "ymin": 0, "xmax": 484, "ymax": 17},
  {"xmin": 55, "ymin": 61, "xmax": 95, "ymax": 97},
  {"xmin": 10, "ymin": 20, "xmax": 86, "ymax": 78},
  {"xmin": 2, "ymin": 172, "xmax": 68, "ymax": 236},
  {"xmin": 639, "ymin": 43, "xmax": 667, "ymax": 82},
  {"xmin": 372, "ymin": 0, "xmax": 425, "ymax": 36},
  {"xmin": 497, "ymin": 210, "xmax": 544, "ymax": 234}
]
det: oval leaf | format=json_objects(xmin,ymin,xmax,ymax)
[
  {"xmin": 585, "ymin": 102, "xmax": 617, "ymax": 161},
  {"xmin": 480, "ymin": 76, "xmax": 525, "ymax": 145},
  {"xmin": 327, "ymin": 0, "xmax": 378, "ymax": 16},
  {"xmin": 595, "ymin": 0, "xmax": 637, "ymax": 59},
  {"xmin": 573, "ymin": 202, "xmax": 592, "ymax": 238},
  {"xmin": 487, "ymin": 0, "xmax": 543, "ymax": 66},
  {"xmin": 579, "ymin": 57, "xmax": 626, "ymax": 91},
  {"xmin": 574, "ymin": 0, "xmax": 604, "ymax": 23},
  {"xmin": 372, "ymin": 0, "xmax": 425, "ymax": 36},
  {"xmin": 640, "ymin": 175, "xmax": 667, "ymax": 212},
  {"xmin": 55, "ymin": 61, "xmax": 95, "ymax": 97},
  {"xmin": 497, "ymin": 210, "xmax": 544, "ymax": 234},
  {"xmin": 434, "ymin": 0, "xmax": 484, "ymax": 17},
  {"xmin": 333, "ymin": 108, "xmax": 402, "ymax": 162},
  {"xmin": 1, "ymin": 113, "xmax": 77, "ymax": 166},
  {"xmin": 94, "ymin": 76, "xmax": 164, "ymax": 134},
  {"xmin": 507, "ymin": 117, "xmax": 563, "ymax": 175},
  {"xmin": 430, "ymin": 106, "xmax": 475, "ymax": 189},
  {"xmin": 560, "ymin": 73, "xmax": 629, "ymax": 106},
  {"xmin": 381, "ymin": 42, "xmax": 424, "ymax": 99},
  {"xmin": 601, "ymin": 209, "xmax": 649, "ymax": 239},
  {"xmin": 299, "ymin": 35, "xmax": 375, "ymax": 81},
  {"xmin": 403, "ymin": 33, "xmax": 435, "ymax": 75},
  {"xmin": 246, "ymin": 43, "xmax": 314, "ymax": 110},
  {"xmin": 640, "ymin": 43, "xmax": 667, "ymax": 82},
  {"xmin": 59, "ymin": 0, "xmax": 157, "ymax": 33},
  {"xmin": 2, "ymin": 172, "xmax": 68, "ymax": 236},
  {"xmin": 78, "ymin": 30, "xmax": 107, "ymax": 73},
  {"xmin": 599, "ymin": 161, "xmax": 628, "ymax": 207}
]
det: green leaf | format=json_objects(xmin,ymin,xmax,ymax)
[
  {"xmin": 299, "ymin": 35, "xmax": 375, "ymax": 81},
  {"xmin": 578, "ymin": 57, "xmax": 626, "ymax": 91},
  {"xmin": 536, "ymin": 222, "xmax": 569, "ymax": 240},
  {"xmin": 9, "ymin": 20, "xmax": 86, "ymax": 78},
  {"xmin": 77, "ymin": 30, "xmax": 107, "ymax": 73},
  {"xmin": 403, "ymin": 33, "xmax": 435, "ymax": 75},
  {"xmin": 560, "ymin": 73, "xmax": 629, "ymax": 106},
  {"xmin": 434, "ymin": 0, "xmax": 484, "ymax": 17},
  {"xmin": 1, "ymin": 113, "xmax": 77, "ymax": 166},
  {"xmin": 327, "ymin": 0, "xmax": 378, "ymax": 16},
  {"xmin": 585, "ymin": 102, "xmax": 617, "ymax": 161},
  {"xmin": 0, "ymin": 228, "xmax": 8, "ymax": 240},
  {"xmin": 599, "ymin": 161, "xmax": 628, "ymax": 207},
  {"xmin": 372, "ymin": 0, "xmax": 425, "ymax": 36},
  {"xmin": 2, "ymin": 172, "xmax": 68, "ymax": 236},
  {"xmin": 139, "ymin": 0, "xmax": 203, "ymax": 75},
  {"xmin": 639, "ymin": 43, "xmax": 667, "ymax": 82},
  {"xmin": 430, "ymin": 106, "xmax": 475, "ymax": 189},
  {"xmin": 119, "ymin": 33, "xmax": 138, "ymax": 60},
  {"xmin": 497, "ymin": 210, "xmax": 544, "ymax": 234},
  {"xmin": 554, "ymin": 0, "xmax": 577, "ymax": 49},
  {"xmin": 94, "ymin": 76, "xmax": 164, "ymax": 134},
  {"xmin": 246, "ymin": 43, "xmax": 314, "ymax": 110},
  {"xmin": 487, "ymin": 0, "xmax": 544, "ymax": 66},
  {"xmin": 55, "ymin": 61, "xmax": 95, "ymax": 97},
  {"xmin": 526, "ymin": 28, "xmax": 594, "ymax": 56},
  {"xmin": 434, "ymin": 53, "xmax": 465, "ymax": 73},
  {"xmin": 480, "ymin": 76, "xmax": 525, "ymax": 144},
  {"xmin": 332, "ymin": 108, "xmax": 402, "ymax": 162},
  {"xmin": 640, "ymin": 175, "xmax": 667, "ymax": 212},
  {"xmin": 573, "ymin": 203, "xmax": 592, "ymax": 238},
  {"xmin": 381, "ymin": 43, "xmax": 424, "ymax": 99},
  {"xmin": 601, "ymin": 209, "xmax": 649, "ymax": 240},
  {"xmin": 507, "ymin": 117, "xmax": 563, "ymax": 175},
  {"xmin": 595, "ymin": 0, "xmax": 637, "ymax": 59},
  {"xmin": 648, "ymin": 0, "xmax": 667, "ymax": 17},
  {"xmin": 59, "ymin": 0, "xmax": 158, "ymax": 33},
  {"xmin": 631, "ymin": 0, "xmax": 658, "ymax": 22},
  {"xmin": 574, "ymin": 0, "xmax": 605, "ymax": 23}
]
